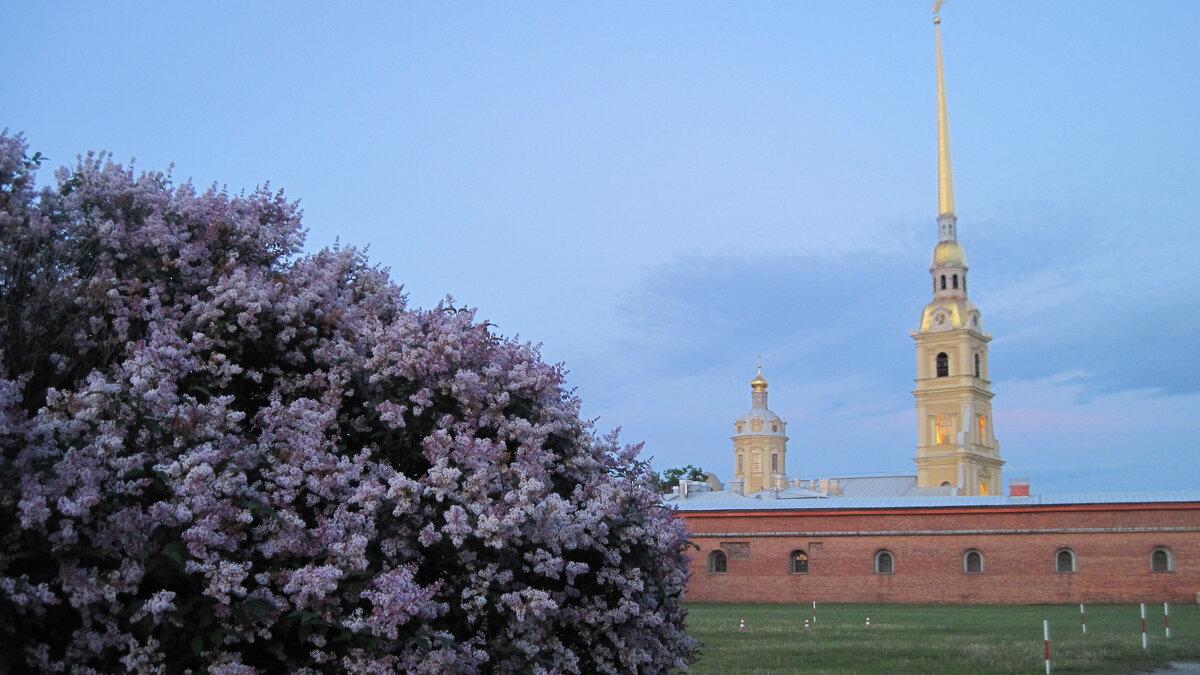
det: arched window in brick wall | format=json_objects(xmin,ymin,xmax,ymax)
[
  {"xmin": 874, "ymin": 550, "xmax": 894, "ymax": 574},
  {"xmin": 708, "ymin": 550, "xmax": 727, "ymax": 574},
  {"xmin": 1055, "ymin": 548, "xmax": 1076, "ymax": 573},
  {"xmin": 1151, "ymin": 547, "xmax": 1173, "ymax": 573},
  {"xmin": 790, "ymin": 550, "xmax": 809, "ymax": 574},
  {"xmin": 963, "ymin": 549, "xmax": 983, "ymax": 574}
]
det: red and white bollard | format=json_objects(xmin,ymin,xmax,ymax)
[
  {"xmin": 803, "ymin": 618, "xmax": 811, "ymax": 631},
  {"xmin": 812, "ymin": 601, "xmax": 817, "ymax": 625},
  {"xmin": 865, "ymin": 617, "xmax": 871, "ymax": 627},
  {"xmin": 1164, "ymin": 602, "xmax": 1171, "ymax": 639},
  {"xmin": 1080, "ymin": 603, "xmax": 1087, "ymax": 635},
  {"xmin": 739, "ymin": 618, "xmax": 747, "ymax": 632},
  {"xmin": 1141, "ymin": 603, "xmax": 1148, "ymax": 651},
  {"xmin": 1043, "ymin": 619, "xmax": 1051, "ymax": 674}
]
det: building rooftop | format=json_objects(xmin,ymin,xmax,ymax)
[{"xmin": 664, "ymin": 478, "xmax": 1200, "ymax": 512}]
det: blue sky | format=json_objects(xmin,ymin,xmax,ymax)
[{"xmin": 7, "ymin": 2, "xmax": 1199, "ymax": 494}]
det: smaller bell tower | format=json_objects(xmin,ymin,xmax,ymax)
[
  {"xmin": 732, "ymin": 364, "xmax": 789, "ymax": 495},
  {"xmin": 913, "ymin": 6, "xmax": 1002, "ymax": 496}
]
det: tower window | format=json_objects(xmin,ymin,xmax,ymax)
[
  {"xmin": 978, "ymin": 415, "xmax": 988, "ymax": 441},
  {"xmin": 974, "ymin": 353, "xmax": 981, "ymax": 378},
  {"xmin": 940, "ymin": 275, "xmax": 946, "ymax": 290},
  {"xmin": 708, "ymin": 550, "xmax": 728, "ymax": 574},
  {"xmin": 936, "ymin": 352, "xmax": 949, "ymax": 377},
  {"xmin": 963, "ymin": 549, "xmax": 983, "ymax": 574},
  {"xmin": 874, "ymin": 550, "xmax": 894, "ymax": 574},
  {"xmin": 737, "ymin": 454, "xmax": 744, "ymax": 475},
  {"xmin": 1151, "ymin": 548, "xmax": 1172, "ymax": 573},
  {"xmin": 935, "ymin": 416, "xmax": 951, "ymax": 445},
  {"xmin": 790, "ymin": 550, "xmax": 809, "ymax": 574},
  {"xmin": 1055, "ymin": 548, "xmax": 1076, "ymax": 573},
  {"xmin": 770, "ymin": 454, "xmax": 778, "ymax": 473},
  {"xmin": 952, "ymin": 274, "xmax": 958, "ymax": 289}
]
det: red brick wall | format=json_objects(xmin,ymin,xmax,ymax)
[{"xmin": 679, "ymin": 503, "xmax": 1200, "ymax": 604}]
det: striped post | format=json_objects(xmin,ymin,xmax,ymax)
[
  {"xmin": 812, "ymin": 601, "xmax": 817, "ymax": 624},
  {"xmin": 1080, "ymin": 604, "xmax": 1086, "ymax": 635},
  {"xmin": 1141, "ymin": 603, "xmax": 1148, "ymax": 651},
  {"xmin": 1164, "ymin": 602, "xmax": 1171, "ymax": 639},
  {"xmin": 1043, "ymin": 619, "xmax": 1051, "ymax": 674}
]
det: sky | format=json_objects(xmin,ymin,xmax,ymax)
[{"xmin": 6, "ymin": 2, "xmax": 1199, "ymax": 495}]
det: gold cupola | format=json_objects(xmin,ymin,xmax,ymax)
[{"xmin": 750, "ymin": 364, "xmax": 768, "ymax": 392}]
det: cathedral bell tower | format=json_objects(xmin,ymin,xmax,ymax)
[
  {"xmin": 913, "ymin": 6, "xmax": 1003, "ymax": 496},
  {"xmin": 732, "ymin": 364, "xmax": 788, "ymax": 495}
]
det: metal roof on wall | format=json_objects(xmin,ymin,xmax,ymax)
[{"xmin": 665, "ymin": 490, "xmax": 1200, "ymax": 512}]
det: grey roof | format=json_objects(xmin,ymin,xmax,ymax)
[
  {"xmin": 827, "ymin": 475, "xmax": 954, "ymax": 499},
  {"xmin": 664, "ymin": 487, "xmax": 1200, "ymax": 512}
]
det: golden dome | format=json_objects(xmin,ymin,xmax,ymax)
[
  {"xmin": 931, "ymin": 240, "xmax": 967, "ymax": 267},
  {"xmin": 750, "ymin": 372, "xmax": 768, "ymax": 392}
]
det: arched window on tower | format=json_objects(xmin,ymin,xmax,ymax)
[
  {"xmin": 936, "ymin": 352, "xmax": 949, "ymax": 377},
  {"xmin": 790, "ymin": 550, "xmax": 809, "ymax": 574},
  {"xmin": 935, "ymin": 416, "xmax": 951, "ymax": 445},
  {"xmin": 770, "ymin": 454, "xmax": 778, "ymax": 473},
  {"xmin": 952, "ymin": 274, "xmax": 958, "ymax": 289},
  {"xmin": 974, "ymin": 353, "xmax": 981, "ymax": 378},
  {"xmin": 940, "ymin": 275, "xmax": 947, "ymax": 290},
  {"xmin": 708, "ymin": 550, "xmax": 727, "ymax": 574},
  {"xmin": 978, "ymin": 415, "xmax": 988, "ymax": 442}
]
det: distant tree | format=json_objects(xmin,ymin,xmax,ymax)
[
  {"xmin": 654, "ymin": 465, "xmax": 710, "ymax": 493},
  {"xmin": 0, "ymin": 132, "xmax": 697, "ymax": 674}
]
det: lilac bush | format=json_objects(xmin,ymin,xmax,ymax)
[{"xmin": 0, "ymin": 132, "xmax": 697, "ymax": 673}]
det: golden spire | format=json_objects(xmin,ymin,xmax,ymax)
[
  {"xmin": 934, "ymin": 1, "xmax": 955, "ymax": 218},
  {"xmin": 751, "ymin": 358, "xmax": 768, "ymax": 392}
]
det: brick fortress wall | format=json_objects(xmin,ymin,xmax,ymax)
[{"xmin": 680, "ymin": 503, "xmax": 1200, "ymax": 604}]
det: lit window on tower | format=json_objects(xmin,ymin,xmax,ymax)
[
  {"xmin": 935, "ymin": 416, "xmax": 951, "ymax": 445},
  {"xmin": 978, "ymin": 415, "xmax": 988, "ymax": 441}
]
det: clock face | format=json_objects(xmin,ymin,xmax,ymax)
[{"xmin": 933, "ymin": 311, "xmax": 949, "ymax": 327}]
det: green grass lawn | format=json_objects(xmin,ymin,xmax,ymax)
[{"xmin": 685, "ymin": 603, "xmax": 1200, "ymax": 674}]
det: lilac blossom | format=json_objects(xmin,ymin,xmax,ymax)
[{"xmin": 0, "ymin": 132, "xmax": 697, "ymax": 673}]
